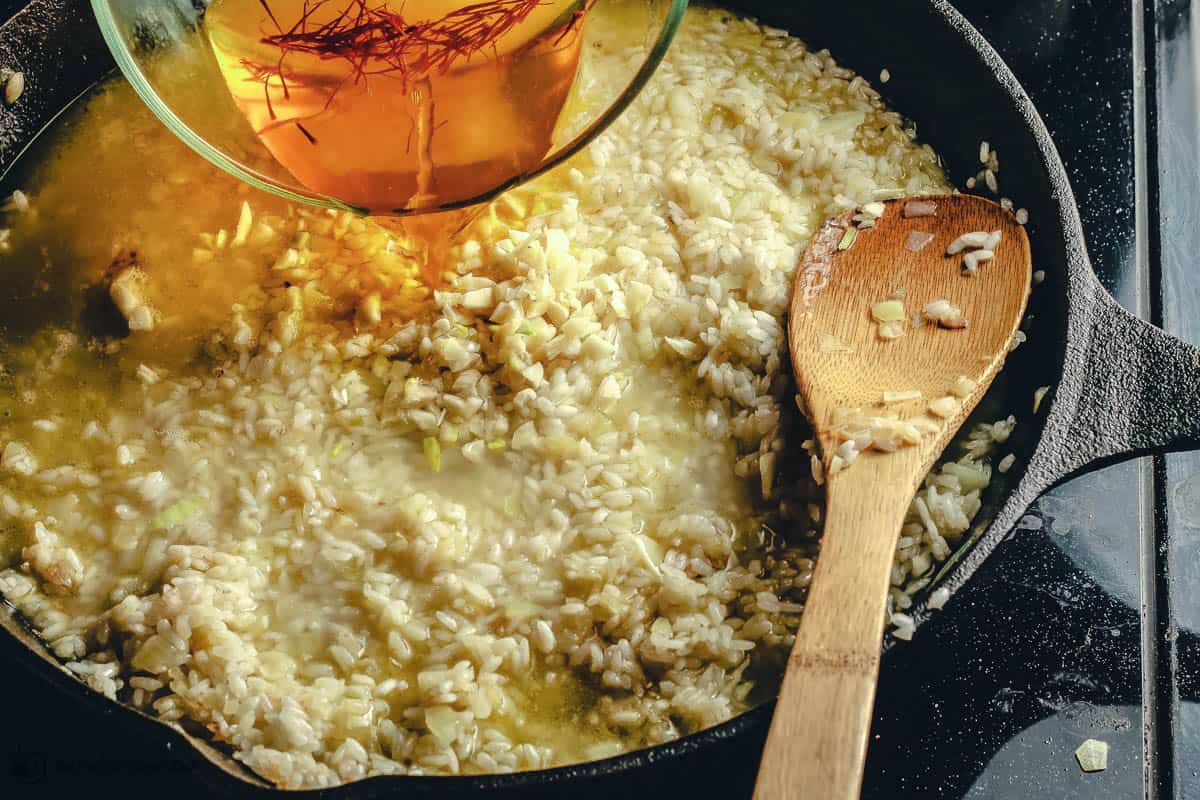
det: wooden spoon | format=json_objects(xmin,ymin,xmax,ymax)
[{"xmin": 753, "ymin": 194, "xmax": 1031, "ymax": 800}]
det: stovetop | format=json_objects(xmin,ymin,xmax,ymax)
[{"xmin": 0, "ymin": 1, "xmax": 1196, "ymax": 798}]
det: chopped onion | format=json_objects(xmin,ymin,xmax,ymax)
[
  {"xmin": 950, "ymin": 376, "xmax": 977, "ymax": 398},
  {"xmin": 943, "ymin": 461, "xmax": 990, "ymax": 492},
  {"xmin": 1033, "ymin": 385, "xmax": 1050, "ymax": 413},
  {"xmin": 903, "ymin": 200, "xmax": 937, "ymax": 218},
  {"xmin": 905, "ymin": 231, "xmax": 935, "ymax": 252},
  {"xmin": 426, "ymin": 707, "xmax": 462, "ymax": 745},
  {"xmin": 861, "ymin": 201, "xmax": 886, "ymax": 218},
  {"xmin": 907, "ymin": 414, "xmax": 941, "ymax": 434},
  {"xmin": 882, "ymin": 389, "xmax": 922, "ymax": 403},
  {"xmin": 871, "ymin": 299, "xmax": 906, "ymax": 323},
  {"xmin": 1075, "ymin": 739, "xmax": 1108, "ymax": 773},
  {"xmin": 818, "ymin": 333, "xmax": 853, "ymax": 353},
  {"xmin": 928, "ymin": 396, "xmax": 959, "ymax": 418}
]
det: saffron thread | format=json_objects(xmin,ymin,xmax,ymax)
[{"xmin": 294, "ymin": 121, "xmax": 319, "ymax": 144}]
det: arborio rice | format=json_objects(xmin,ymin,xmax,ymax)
[{"xmin": 0, "ymin": 9, "xmax": 1014, "ymax": 789}]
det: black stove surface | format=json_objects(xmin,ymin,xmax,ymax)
[{"xmin": 0, "ymin": 1, "xmax": 1195, "ymax": 798}]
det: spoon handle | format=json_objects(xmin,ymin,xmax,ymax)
[{"xmin": 753, "ymin": 454, "xmax": 919, "ymax": 800}]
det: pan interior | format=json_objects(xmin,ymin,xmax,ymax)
[{"xmin": 0, "ymin": 0, "xmax": 1064, "ymax": 790}]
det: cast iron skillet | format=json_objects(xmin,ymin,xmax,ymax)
[{"xmin": 1, "ymin": 0, "xmax": 1198, "ymax": 795}]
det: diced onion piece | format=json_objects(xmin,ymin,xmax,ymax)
[
  {"xmin": 819, "ymin": 110, "xmax": 865, "ymax": 137},
  {"xmin": 504, "ymin": 600, "xmax": 542, "ymax": 621},
  {"xmin": 1033, "ymin": 385, "xmax": 1050, "ymax": 413},
  {"xmin": 907, "ymin": 414, "xmax": 941, "ymax": 435},
  {"xmin": 818, "ymin": 333, "xmax": 853, "ymax": 353},
  {"xmin": 882, "ymin": 389, "xmax": 922, "ymax": 403},
  {"xmin": 943, "ymin": 461, "xmax": 991, "ymax": 492},
  {"xmin": 861, "ymin": 201, "xmax": 886, "ymax": 218},
  {"xmin": 868, "ymin": 418, "xmax": 921, "ymax": 451},
  {"xmin": 1075, "ymin": 739, "xmax": 1108, "ymax": 773},
  {"xmin": 928, "ymin": 396, "xmax": 959, "ymax": 418},
  {"xmin": 426, "ymin": 707, "xmax": 462, "ymax": 745},
  {"xmin": 903, "ymin": 200, "xmax": 937, "ymax": 218},
  {"xmin": 890, "ymin": 612, "xmax": 915, "ymax": 640},
  {"xmin": 950, "ymin": 376, "xmax": 977, "ymax": 398},
  {"xmin": 838, "ymin": 227, "xmax": 858, "ymax": 251},
  {"xmin": 905, "ymin": 231, "xmax": 935, "ymax": 252},
  {"xmin": 4, "ymin": 71, "xmax": 24, "ymax": 105},
  {"xmin": 664, "ymin": 336, "xmax": 701, "ymax": 359},
  {"xmin": 233, "ymin": 201, "xmax": 253, "ymax": 246},
  {"xmin": 423, "ymin": 437, "xmax": 442, "ymax": 472},
  {"xmin": 878, "ymin": 320, "xmax": 906, "ymax": 340},
  {"xmin": 835, "ymin": 439, "xmax": 861, "ymax": 465},
  {"xmin": 151, "ymin": 497, "xmax": 204, "ymax": 531},
  {"xmin": 871, "ymin": 300, "xmax": 906, "ymax": 323},
  {"xmin": 461, "ymin": 286, "xmax": 496, "ymax": 312}
]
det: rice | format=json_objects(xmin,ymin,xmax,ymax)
[{"xmin": 0, "ymin": 8, "xmax": 1012, "ymax": 789}]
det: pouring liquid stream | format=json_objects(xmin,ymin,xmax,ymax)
[{"xmin": 204, "ymin": 0, "xmax": 589, "ymax": 283}]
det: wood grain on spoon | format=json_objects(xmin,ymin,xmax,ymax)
[{"xmin": 753, "ymin": 194, "xmax": 1031, "ymax": 800}]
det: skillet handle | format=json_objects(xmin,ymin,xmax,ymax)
[{"xmin": 1036, "ymin": 281, "xmax": 1200, "ymax": 482}]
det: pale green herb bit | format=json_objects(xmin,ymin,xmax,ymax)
[
  {"xmin": 152, "ymin": 497, "xmax": 205, "ymax": 530},
  {"xmin": 423, "ymin": 437, "xmax": 442, "ymax": 472},
  {"xmin": 1074, "ymin": 739, "xmax": 1108, "ymax": 773},
  {"xmin": 838, "ymin": 227, "xmax": 858, "ymax": 251}
]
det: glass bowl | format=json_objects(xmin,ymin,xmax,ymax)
[{"xmin": 90, "ymin": 0, "xmax": 688, "ymax": 216}]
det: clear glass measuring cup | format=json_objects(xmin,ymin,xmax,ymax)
[{"xmin": 90, "ymin": 0, "xmax": 688, "ymax": 217}]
